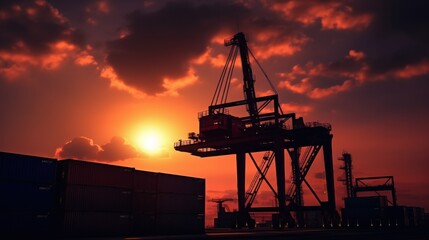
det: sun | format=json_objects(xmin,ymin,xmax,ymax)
[{"xmin": 135, "ymin": 129, "xmax": 165, "ymax": 155}]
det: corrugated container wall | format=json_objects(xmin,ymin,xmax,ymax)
[
  {"xmin": 344, "ymin": 196, "xmax": 387, "ymax": 209},
  {"xmin": 0, "ymin": 152, "xmax": 57, "ymax": 236},
  {"xmin": 56, "ymin": 160, "xmax": 135, "ymax": 237},
  {"xmin": 157, "ymin": 173, "xmax": 205, "ymax": 195},
  {"xmin": 0, "ymin": 152, "xmax": 57, "ymax": 183},
  {"xmin": 0, "ymin": 152, "xmax": 206, "ymax": 237},
  {"xmin": 133, "ymin": 171, "xmax": 205, "ymax": 235},
  {"xmin": 57, "ymin": 160, "xmax": 134, "ymax": 188},
  {"xmin": 61, "ymin": 212, "xmax": 133, "ymax": 237}
]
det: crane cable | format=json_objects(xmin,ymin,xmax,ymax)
[
  {"xmin": 248, "ymin": 47, "xmax": 278, "ymax": 95},
  {"xmin": 248, "ymin": 47, "xmax": 284, "ymax": 115},
  {"xmin": 211, "ymin": 45, "xmax": 237, "ymax": 107}
]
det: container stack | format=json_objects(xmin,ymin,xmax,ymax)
[
  {"xmin": 0, "ymin": 152, "xmax": 57, "ymax": 236},
  {"xmin": 133, "ymin": 170, "xmax": 158, "ymax": 235},
  {"xmin": 56, "ymin": 160, "xmax": 134, "ymax": 237},
  {"xmin": 342, "ymin": 196, "xmax": 387, "ymax": 227},
  {"xmin": 133, "ymin": 171, "xmax": 205, "ymax": 235},
  {"xmin": 155, "ymin": 173, "xmax": 205, "ymax": 234},
  {"xmin": 0, "ymin": 151, "xmax": 206, "ymax": 237}
]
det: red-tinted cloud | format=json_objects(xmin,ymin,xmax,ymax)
[
  {"xmin": 250, "ymin": 29, "xmax": 309, "ymax": 60},
  {"xmin": 103, "ymin": 1, "xmax": 313, "ymax": 96},
  {"xmin": 55, "ymin": 136, "xmax": 139, "ymax": 162},
  {"xmin": 281, "ymin": 103, "xmax": 313, "ymax": 116},
  {"xmin": 279, "ymin": 48, "xmax": 429, "ymax": 98},
  {"xmin": 270, "ymin": 0, "xmax": 373, "ymax": 30},
  {"xmin": 105, "ymin": 1, "xmax": 249, "ymax": 96},
  {"xmin": 0, "ymin": 0, "xmax": 86, "ymax": 80}
]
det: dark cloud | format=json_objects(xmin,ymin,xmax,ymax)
[
  {"xmin": 55, "ymin": 136, "xmax": 100, "ymax": 160},
  {"xmin": 55, "ymin": 136, "xmax": 139, "ymax": 162},
  {"xmin": 105, "ymin": 1, "xmax": 249, "ymax": 95},
  {"xmin": 0, "ymin": 0, "xmax": 84, "ymax": 55},
  {"xmin": 269, "ymin": 0, "xmax": 373, "ymax": 31},
  {"xmin": 348, "ymin": 0, "xmax": 429, "ymax": 77},
  {"xmin": 0, "ymin": 0, "xmax": 85, "ymax": 79}
]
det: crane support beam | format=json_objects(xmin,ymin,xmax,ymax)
[
  {"xmin": 236, "ymin": 152, "xmax": 246, "ymax": 213},
  {"xmin": 274, "ymin": 139, "xmax": 286, "ymax": 214},
  {"xmin": 323, "ymin": 135, "xmax": 336, "ymax": 210},
  {"xmin": 224, "ymin": 32, "xmax": 259, "ymax": 127}
]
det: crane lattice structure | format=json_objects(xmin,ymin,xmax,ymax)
[
  {"xmin": 175, "ymin": 32, "xmax": 337, "ymax": 228},
  {"xmin": 338, "ymin": 152, "xmax": 355, "ymax": 198},
  {"xmin": 354, "ymin": 176, "xmax": 397, "ymax": 206}
]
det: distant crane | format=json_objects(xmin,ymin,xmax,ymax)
[
  {"xmin": 210, "ymin": 198, "xmax": 234, "ymax": 214},
  {"xmin": 175, "ymin": 32, "xmax": 337, "ymax": 228}
]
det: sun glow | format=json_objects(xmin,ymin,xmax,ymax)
[{"xmin": 131, "ymin": 127, "xmax": 167, "ymax": 155}]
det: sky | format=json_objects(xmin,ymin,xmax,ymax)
[{"xmin": 1, "ymin": 0, "xmax": 429, "ymax": 225}]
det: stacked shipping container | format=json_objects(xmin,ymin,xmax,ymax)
[
  {"xmin": 156, "ymin": 173, "xmax": 205, "ymax": 234},
  {"xmin": 133, "ymin": 170, "xmax": 158, "ymax": 235},
  {"xmin": 0, "ymin": 152, "xmax": 205, "ymax": 237},
  {"xmin": 133, "ymin": 171, "xmax": 205, "ymax": 235},
  {"xmin": 342, "ymin": 196, "xmax": 426, "ymax": 227},
  {"xmin": 56, "ymin": 160, "xmax": 134, "ymax": 237},
  {"xmin": 0, "ymin": 152, "xmax": 57, "ymax": 236}
]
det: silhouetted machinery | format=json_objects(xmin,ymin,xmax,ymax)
[
  {"xmin": 175, "ymin": 32, "xmax": 338, "ymax": 228},
  {"xmin": 338, "ymin": 152, "xmax": 426, "ymax": 227},
  {"xmin": 209, "ymin": 198, "xmax": 242, "ymax": 228}
]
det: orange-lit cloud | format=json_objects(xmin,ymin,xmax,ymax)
[
  {"xmin": 251, "ymin": 30, "xmax": 309, "ymax": 60},
  {"xmin": 0, "ymin": 1, "xmax": 85, "ymax": 80},
  {"xmin": 55, "ymin": 136, "xmax": 139, "ymax": 162},
  {"xmin": 74, "ymin": 51, "xmax": 96, "ymax": 66},
  {"xmin": 378, "ymin": 61, "xmax": 429, "ymax": 80},
  {"xmin": 100, "ymin": 66, "xmax": 146, "ymax": 98},
  {"xmin": 162, "ymin": 68, "xmax": 199, "ymax": 96},
  {"xmin": 253, "ymin": 37, "xmax": 307, "ymax": 60},
  {"xmin": 270, "ymin": 0, "xmax": 372, "ymax": 30},
  {"xmin": 279, "ymin": 48, "xmax": 429, "ymax": 98},
  {"xmin": 278, "ymin": 77, "xmax": 312, "ymax": 95},
  {"xmin": 281, "ymin": 103, "xmax": 313, "ymax": 116},
  {"xmin": 105, "ymin": 2, "xmax": 250, "ymax": 96},
  {"xmin": 192, "ymin": 48, "xmax": 227, "ymax": 68},
  {"xmin": 309, "ymin": 80, "xmax": 353, "ymax": 99}
]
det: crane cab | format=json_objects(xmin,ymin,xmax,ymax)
[{"xmin": 199, "ymin": 112, "xmax": 243, "ymax": 141}]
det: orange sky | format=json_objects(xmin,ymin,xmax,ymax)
[{"xmin": 1, "ymin": 0, "xmax": 429, "ymax": 224}]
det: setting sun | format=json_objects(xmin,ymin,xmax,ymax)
[
  {"xmin": 136, "ymin": 131, "xmax": 162, "ymax": 154},
  {"xmin": 135, "ymin": 129, "xmax": 164, "ymax": 155}
]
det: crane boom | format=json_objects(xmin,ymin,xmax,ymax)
[{"xmin": 225, "ymin": 32, "xmax": 259, "ymax": 127}]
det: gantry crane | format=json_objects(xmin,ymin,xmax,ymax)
[{"xmin": 175, "ymin": 32, "xmax": 337, "ymax": 228}]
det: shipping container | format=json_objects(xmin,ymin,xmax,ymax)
[
  {"xmin": 0, "ymin": 152, "xmax": 57, "ymax": 184},
  {"xmin": 156, "ymin": 193, "xmax": 204, "ymax": 214},
  {"xmin": 406, "ymin": 206, "xmax": 425, "ymax": 227},
  {"xmin": 134, "ymin": 170, "xmax": 158, "ymax": 192},
  {"xmin": 155, "ymin": 214, "xmax": 205, "ymax": 234},
  {"xmin": 385, "ymin": 206, "xmax": 408, "ymax": 227},
  {"xmin": 59, "ymin": 211, "xmax": 133, "ymax": 237},
  {"xmin": 341, "ymin": 207, "xmax": 384, "ymax": 227},
  {"xmin": 133, "ymin": 214, "xmax": 156, "ymax": 235},
  {"xmin": 133, "ymin": 192, "xmax": 157, "ymax": 214},
  {"xmin": 157, "ymin": 173, "xmax": 204, "ymax": 195},
  {"xmin": 58, "ymin": 184, "xmax": 132, "ymax": 212},
  {"xmin": 58, "ymin": 160, "xmax": 134, "ymax": 189},
  {"xmin": 0, "ymin": 182, "xmax": 55, "ymax": 212},
  {"xmin": 344, "ymin": 196, "xmax": 387, "ymax": 209},
  {"xmin": 0, "ymin": 212, "xmax": 53, "ymax": 236},
  {"xmin": 304, "ymin": 210, "xmax": 324, "ymax": 227}
]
